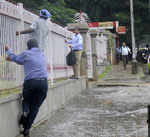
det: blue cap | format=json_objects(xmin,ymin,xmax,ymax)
[{"xmin": 40, "ymin": 9, "xmax": 51, "ymax": 19}]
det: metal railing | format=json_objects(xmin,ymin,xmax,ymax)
[
  {"xmin": 0, "ymin": 0, "xmax": 73, "ymax": 90},
  {"xmin": 0, "ymin": 0, "xmax": 108, "ymax": 91}
]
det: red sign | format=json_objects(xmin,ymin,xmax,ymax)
[
  {"xmin": 88, "ymin": 22, "xmax": 99, "ymax": 27},
  {"xmin": 118, "ymin": 26, "xmax": 126, "ymax": 34},
  {"xmin": 88, "ymin": 21, "xmax": 118, "ymax": 29}
]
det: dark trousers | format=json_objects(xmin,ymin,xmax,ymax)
[
  {"xmin": 122, "ymin": 55, "xmax": 128, "ymax": 70},
  {"xmin": 116, "ymin": 54, "xmax": 120, "ymax": 64},
  {"xmin": 22, "ymin": 79, "xmax": 48, "ymax": 130}
]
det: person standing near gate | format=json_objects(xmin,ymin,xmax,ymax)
[
  {"xmin": 65, "ymin": 27, "xmax": 83, "ymax": 79},
  {"xmin": 5, "ymin": 39, "xmax": 48, "ymax": 137},
  {"xmin": 16, "ymin": 9, "xmax": 51, "ymax": 51},
  {"xmin": 121, "ymin": 42, "xmax": 131, "ymax": 70}
]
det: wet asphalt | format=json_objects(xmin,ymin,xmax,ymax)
[
  {"xmin": 31, "ymin": 65, "xmax": 150, "ymax": 137},
  {"xmin": 31, "ymin": 85, "xmax": 149, "ymax": 137}
]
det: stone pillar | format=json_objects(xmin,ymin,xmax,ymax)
[
  {"xmin": 105, "ymin": 32, "xmax": 116, "ymax": 65},
  {"xmin": 112, "ymin": 34, "xmax": 117, "ymax": 65},
  {"xmin": 67, "ymin": 23, "xmax": 89, "ymax": 77},
  {"xmin": 90, "ymin": 30, "xmax": 99, "ymax": 81},
  {"xmin": 79, "ymin": 25, "xmax": 89, "ymax": 76}
]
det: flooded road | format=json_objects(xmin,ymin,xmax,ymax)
[{"xmin": 31, "ymin": 85, "xmax": 149, "ymax": 137}]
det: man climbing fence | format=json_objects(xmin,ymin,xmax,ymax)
[{"xmin": 16, "ymin": 9, "xmax": 51, "ymax": 51}]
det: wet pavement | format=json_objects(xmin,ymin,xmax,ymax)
[{"xmin": 31, "ymin": 65, "xmax": 150, "ymax": 137}]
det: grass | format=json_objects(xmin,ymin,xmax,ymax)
[
  {"xmin": 0, "ymin": 88, "xmax": 21, "ymax": 97},
  {"xmin": 137, "ymin": 71, "xmax": 145, "ymax": 80},
  {"xmin": 99, "ymin": 65, "xmax": 112, "ymax": 79},
  {"xmin": 0, "ymin": 80, "xmax": 21, "ymax": 97}
]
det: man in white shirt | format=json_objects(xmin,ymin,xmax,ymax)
[
  {"xmin": 65, "ymin": 27, "xmax": 83, "ymax": 79},
  {"xmin": 16, "ymin": 9, "xmax": 51, "ymax": 51},
  {"xmin": 121, "ymin": 42, "xmax": 131, "ymax": 70}
]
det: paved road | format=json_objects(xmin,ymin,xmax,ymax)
[
  {"xmin": 31, "ymin": 86, "xmax": 148, "ymax": 137},
  {"xmin": 30, "ymin": 65, "xmax": 149, "ymax": 137}
]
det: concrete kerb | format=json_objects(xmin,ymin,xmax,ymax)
[
  {"xmin": 0, "ymin": 77, "xmax": 85, "ymax": 104},
  {"xmin": 0, "ymin": 77, "xmax": 86, "ymax": 137},
  {"xmin": 0, "ymin": 93, "xmax": 20, "ymax": 105}
]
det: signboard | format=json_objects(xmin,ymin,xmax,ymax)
[
  {"xmin": 88, "ymin": 22, "xmax": 99, "ymax": 27},
  {"xmin": 118, "ymin": 26, "xmax": 126, "ymax": 34},
  {"xmin": 99, "ymin": 22, "xmax": 114, "ymax": 29},
  {"xmin": 88, "ymin": 21, "xmax": 119, "ymax": 30}
]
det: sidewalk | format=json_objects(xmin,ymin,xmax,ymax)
[{"xmin": 97, "ymin": 63, "xmax": 148, "ymax": 86}]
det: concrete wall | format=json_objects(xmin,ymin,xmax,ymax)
[{"xmin": 0, "ymin": 78, "xmax": 86, "ymax": 137}]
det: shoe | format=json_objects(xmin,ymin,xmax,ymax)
[
  {"xmin": 19, "ymin": 115, "xmax": 24, "ymax": 126},
  {"xmin": 69, "ymin": 75, "xmax": 75, "ymax": 79},
  {"xmin": 21, "ymin": 129, "xmax": 30, "ymax": 137},
  {"xmin": 74, "ymin": 77, "xmax": 79, "ymax": 79},
  {"xmin": 19, "ymin": 115, "xmax": 27, "ymax": 129}
]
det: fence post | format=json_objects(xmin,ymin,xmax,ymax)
[
  {"xmin": 148, "ymin": 105, "xmax": 150, "ymax": 137},
  {"xmin": 17, "ymin": 2, "xmax": 24, "ymax": 83},
  {"xmin": 17, "ymin": 3, "xmax": 24, "ymax": 28},
  {"xmin": 1, "ymin": 0, "xmax": 5, "ymax": 3},
  {"xmin": 48, "ymin": 21, "xmax": 54, "ymax": 86}
]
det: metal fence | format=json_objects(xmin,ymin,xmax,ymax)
[
  {"xmin": 0, "ymin": 0, "xmax": 73, "ymax": 90},
  {"xmin": 0, "ymin": 0, "xmax": 109, "ymax": 91}
]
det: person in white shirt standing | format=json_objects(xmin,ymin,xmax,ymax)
[
  {"xmin": 65, "ymin": 27, "xmax": 83, "ymax": 79},
  {"xmin": 121, "ymin": 42, "xmax": 131, "ymax": 70}
]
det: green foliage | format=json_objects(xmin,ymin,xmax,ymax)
[
  {"xmin": 65, "ymin": 0, "xmax": 150, "ymax": 45},
  {"xmin": 12, "ymin": 0, "xmax": 76, "ymax": 26},
  {"xmin": 99, "ymin": 65, "xmax": 112, "ymax": 79},
  {"xmin": 41, "ymin": 2, "xmax": 76, "ymax": 26},
  {"xmin": 12, "ymin": 0, "xmax": 150, "ymax": 44}
]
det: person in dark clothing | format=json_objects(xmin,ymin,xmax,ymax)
[
  {"xmin": 116, "ymin": 46, "xmax": 121, "ymax": 64},
  {"xmin": 146, "ymin": 45, "xmax": 150, "ymax": 74},
  {"xmin": 146, "ymin": 45, "xmax": 150, "ymax": 58},
  {"xmin": 5, "ymin": 39, "xmax": 48, "ymax": 137}
]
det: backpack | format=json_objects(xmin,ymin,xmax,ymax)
[{"xmin": 66, "ymin": 49, "xmax": 76, "ymax": 66}]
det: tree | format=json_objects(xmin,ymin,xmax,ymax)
[
  {"xmin": 12, "ymin": 0, "xmax": 150, "ymax": 44},
  {"xmin": 12, "ymin": 0, "xmax": 76, "ymax": 26},
  {"xmin": 65, "ymin": 0, "xmax": 149, "ymax": 45}
]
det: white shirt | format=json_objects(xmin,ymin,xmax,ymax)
[
  {"xmin": 30, "ymin": 18, "xmax": 49, "ymax": 51},
  {"xmin": 121, "ymin": 46, "xmax": 130, "ymax": 55},
  {"xmin": 67, "ymin": 33, "xmax": 83, "ymax": 50}
]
